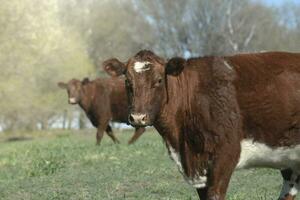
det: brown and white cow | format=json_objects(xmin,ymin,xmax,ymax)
[
  {"xmin": 103, "ymin": 50, "xmax": 300, "ymax": 200},
  {"xmin": 58, "ymin": 77, "xmax": 146, "ymax": 145}
]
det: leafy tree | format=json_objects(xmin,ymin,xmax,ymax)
[{"xmin": 0, "ymin": 0, "xmax": 93, "ymax": 131}]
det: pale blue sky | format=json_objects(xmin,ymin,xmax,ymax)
[{"xmin": 262, "ymin": 0, "xmax": 299, "ymax": 6}]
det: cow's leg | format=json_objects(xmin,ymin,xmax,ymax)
[
  {"xmin": 203, "ymin": 146, "xmax": 240, "ymax": 200},
  {"xmin": 128, "ymin": 127, "xmax": 146, "ymax": 145},
  {"xmin": 96, "ymin": 126, "xmax": 105, "ymax": 145},
  {"xmin": 106, "ymin": 125, "xmax": 120, "ymax": 144},
  {"xmin": 197, "ymin": 187, "xmax": 208, "ymax": 200},
  {"xmin": 278, "ymin": 169, "xmax": 300, "ymax": 200}
]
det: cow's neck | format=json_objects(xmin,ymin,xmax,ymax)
[
  {"xmin": 154, "ymin": 73, "xmax": 197, "ymax": 150},
  {"xmin": 154, "ymin": 75, "xmax": 183, "ymax": 150},
  {"xmin": 154, "ymin": 73, "xmax": 210, "ymax": 183},
  {"xmin": 78, "ymin": 84, "xmax": 95, "ymax": 114}
]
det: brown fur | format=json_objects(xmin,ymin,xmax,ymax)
[
  {"xmin": 58, "ymin": 77, "xmax": 146, "ymax": 145},
  {"xmin": 103, "ymin": 51, "xmax": 300, "ymax": 199}
]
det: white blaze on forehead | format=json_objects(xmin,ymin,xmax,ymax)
[
  {"xmin": 133, "ymin": 61, "xmax": 151, "ymax": 73},
  {"xmin": 224, "ymin": 60, "xmax": 233, "ymax": 70}
]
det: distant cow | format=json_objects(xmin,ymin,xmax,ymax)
[
  {"xmin": 58, "ymin": 77, "xmax": 146, "ymax": 145},
  {"xmin": 103, "ymin": 50, "xmax": 300, "ymax": 200}
]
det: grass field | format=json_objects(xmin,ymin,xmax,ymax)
[{"xmin": 0, "ymin": 129, "xmax": 289, "ymax": 200}]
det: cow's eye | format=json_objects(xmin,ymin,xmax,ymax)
[{"xmin": 153, "ymin": 78, "xmax": 163, "ymax": 88}]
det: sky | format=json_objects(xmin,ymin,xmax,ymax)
[{"xmin": 262, "ymin": 0, "xmax": 300, "ymax": 6}]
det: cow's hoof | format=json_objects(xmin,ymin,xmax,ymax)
[
  {"xmin": 278, "ymin": 194, "xmax": 296, "ymax": 200},
  {"xmin": 208, "ymin": 194, "xmax": 221, "ymax": 200}
]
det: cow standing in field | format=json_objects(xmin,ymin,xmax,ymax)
[
  {"xmin": 103, "ymin": 50, "xmax": 300, "ymax": 200},
  {"xmin": 58, "ymin": 77, "xmax": 146, "ymax": 145}
]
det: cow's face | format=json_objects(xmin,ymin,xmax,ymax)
[
  {"xmin": 58, "ymin": 78, "xmax": 89, "ymax": 104},
  {"xmin": 125, "ymin": 53, "xmax": 166, "ymax": 126},
  {"xmin": 103, "ymin": 50, "xmax": 184, "ymax": 127}
]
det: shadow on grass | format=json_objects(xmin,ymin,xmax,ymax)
[{"xmin": 5, "ymin": 136, "xmax": 33, "ymax": 142}]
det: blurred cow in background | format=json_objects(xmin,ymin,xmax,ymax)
[{"xmin": 58, "ymin": 77, "xmax": 146, "ymax": 145}]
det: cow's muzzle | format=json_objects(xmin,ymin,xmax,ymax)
[
  {"xmin": 128, "ymin": 113, "xmax": 150, "ymax": 127},
  {"xmin": 68, "ymin": 98, "xmax": 78, "ymax": 104}
]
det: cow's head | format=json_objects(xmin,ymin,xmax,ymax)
[
  {"xmin": 103, "ymin": 50, "xmax": 184, "ymax": 127},
  {"xmin": 58, "ymin": 78, "xmax": 90, "ymax": 104}
]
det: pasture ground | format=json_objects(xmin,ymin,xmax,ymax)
[{"xmin": 0, "ymin": 129, "xmax": 288, "ymax": 200}]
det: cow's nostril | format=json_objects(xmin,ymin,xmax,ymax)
[
  {"xmin": 129, "ymin": 113, "xmax": 149, "ymax": 125},
  {"xmin": 141, "ymin": 115, "xmax": 147, "ymax": 122},
  {"xmin": 129, "ymin": 114, "xmax": 135, "ymax": 123}
]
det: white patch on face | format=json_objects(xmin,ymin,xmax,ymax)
[
  {"xmin": 69, "ymin": 98, "xmax": 77, "ymax": 104},
  {"xmin": 131, "ymin": 113, "xmax": 147, "ymax": 125},
  {"xmin": 133, "ymin": 61, "xmax": 151, "ymax": 73},
  {"xmin": 236, "ymin": 139, "xmax": 300, "ymax": 171},
  {"xmin": 224, "ymin": 61, "xmax": 233, "ymax": 70},
  {"xmin": 167, "ymin": 144, "xmax": 207, "ymax": 188},
  {"xmin": 279, "ymin": 172, "xmax": 299, "ymax": 198}
]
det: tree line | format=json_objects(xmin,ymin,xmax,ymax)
[{"xmin": 0, "ymin": 0, "xmax": 299, "ymax": 132}]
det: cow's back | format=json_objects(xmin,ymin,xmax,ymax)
[
  {"xmin": 85, "ymin": 79, "xmax": 111, "ymax": 126},
  {"xmin": 91, "ymin": 78, "xmax": 128, "ymax": 124},
  {"xmin": 227, "ymin": 52, "xmax": 300, "ymax": 146}
]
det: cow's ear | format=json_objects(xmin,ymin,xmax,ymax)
[
  {"xmin": 58, "ymin": 82, "xmax": 67, "ymax": 89},
  {"xmin": 102, "ymin": 58, "xmax": 126, "ymax": 77},
  {"xmin": 82, "ymin": 77, "xmax": 89, "ymax": 85},
  {"xmin": 166, "ymin": 57, "xmax": 186, "ymax": 76}
]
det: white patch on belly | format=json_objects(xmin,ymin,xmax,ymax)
[
  {"xmin": 167, "ymin": 144, "xmax": 207, "ymax": 188},
  {"xmin": 236, "ymin": 139, "xmax": 300, "ymax": 171},
  {"xmin": 133, "ymin": 61, "xmax": 151, "ymax": 73}
]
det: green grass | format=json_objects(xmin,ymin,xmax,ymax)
[{"xmin": 0, "ymin": 129, "xmax": 289, "ymax": 200}]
